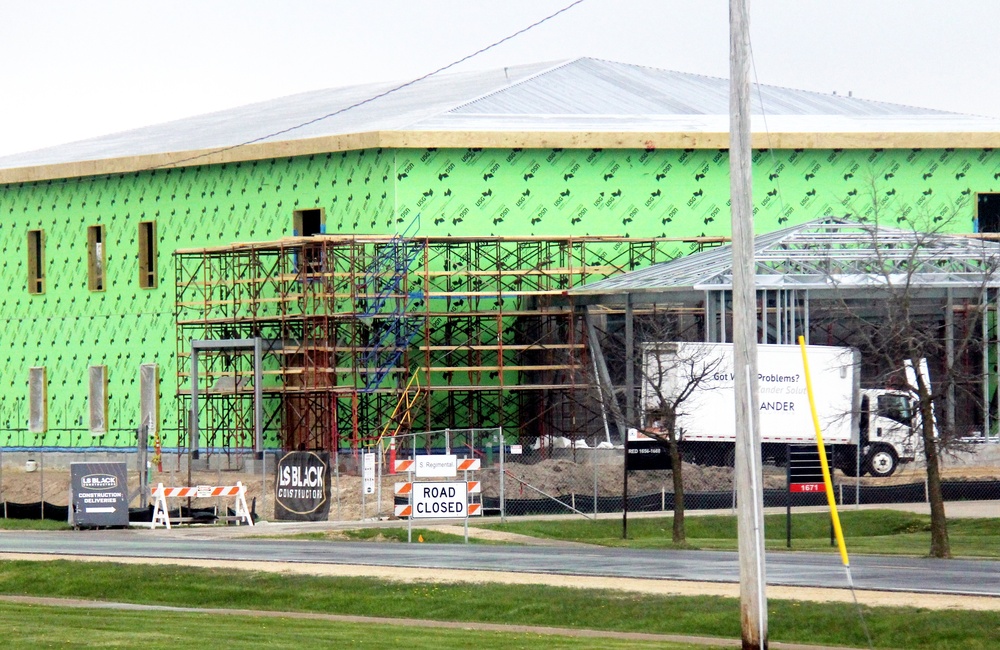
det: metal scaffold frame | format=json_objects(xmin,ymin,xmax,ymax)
[{"xmin": 174, "ymin": 234, "xmax": 723, "ymax": 454}]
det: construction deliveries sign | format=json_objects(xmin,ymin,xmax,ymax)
[
  {"xmin": 274, "ymin": 451, "xmax": 331, "ymax": 521},
  {"xmin": 70, "ymin": 462, "xmax": 129, "ymax": 527}
]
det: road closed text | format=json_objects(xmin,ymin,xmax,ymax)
[{"xmin": 411, "ymin": 481, "xmax": 469, "ymax": 519}]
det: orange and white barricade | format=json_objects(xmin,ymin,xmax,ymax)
[{"xmin": 150, "ymin": 481, "xmax": 254, "ymax": 529}]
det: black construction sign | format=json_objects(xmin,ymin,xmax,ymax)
[
  {"xmin": 70, "ymin": 462, "xmax": 129, "ymax": 527},
  {"xmin": 626, "ymin": 440, "xmax": 672, "ymax": 470},
  {"xmin": 274, "ymin": 451, "xmax": 331, "ymax": 521},
  {"xmin": 788, "ymin": 445, "xmax": 826, "ymax": 493}
]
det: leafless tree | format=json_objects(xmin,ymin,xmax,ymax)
[
  {"xmin": 816, "ymin": 178, "xmax": 1000, "ymax": 558},
  {"xmin": 640, "ymin": 340, "xmax": 723, "ymax": 543},
  {"xmin": 589, "ymin": 308, "xmax": 720, "ymax": 543}
]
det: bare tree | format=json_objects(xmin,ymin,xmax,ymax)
[
  {"xmin": 588, "ymin": 308, "xmax": 720, "ymax": 543},
  {"xmin": 640, "ymin": 340, "xmax": 723, "ymax": 543},
  {"xmin": 816, "ymin": 181, "xmax": 1000, "ymax": 558}
]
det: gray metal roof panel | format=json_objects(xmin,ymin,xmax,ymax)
[
  {"xmin": 448, "ymin": 58, "xmax": 955, "ymax": 117},
  {"xmin": 573, "ymin": 217, "xmax": 1000, "ymax": 295},
  {"xmin": 0, "ymin": 61, "xmax": 555, "ymax": 170},
  {"xmin": 1, "ymin": 57, "xmax": 997, "ymax": 172}
]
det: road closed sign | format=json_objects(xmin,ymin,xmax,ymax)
[{"xmin": 411, "ymin": 481, "xmax": 469, "ymax": 519}]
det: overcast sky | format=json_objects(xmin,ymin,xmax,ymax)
[{"xmin": 1, "ymin": 0, "xmax": 997, "ymax": 158}]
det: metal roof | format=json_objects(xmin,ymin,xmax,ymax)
[
  {"xmin": 2, "ymin": 57, "xmax": 999, "ymax": 173},
  {"xmin": 572, "ymin": 217, "xmax": 1000, "ymax": 296}
]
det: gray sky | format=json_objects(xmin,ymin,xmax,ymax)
[{"xmin": 1, "ymin": 0, "xmax": 997, "ymax": 158}]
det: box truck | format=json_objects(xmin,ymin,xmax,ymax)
[{"xmin": 640, "ymin": 342, "xmax": 918, "ymax": 477}]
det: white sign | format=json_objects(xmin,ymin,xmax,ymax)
[
  {"xmin": 509, "ymin": 444, "xmax": 522, "ymax": 455},
  {"xmin": 626, "ymin": 427, "xmax": 653, "ymax": 442},
  {"xmin": 362, "ymin": 452, "xmax": 375, "ymax": 495},
  {"xmin": 415, "ymin": 454, "xmax": 457, "ymax": 478},
  {"xmin": 411, "ymin": 480, "xmax": 469, "ymax": 519}
]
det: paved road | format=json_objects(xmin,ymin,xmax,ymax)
[{"xmin": 1, "ymin": 529, "xmax": 997, "ymax": 597}]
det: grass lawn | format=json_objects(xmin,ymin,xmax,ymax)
[
  {"xmin": 0, "ymin": 560, "xmax": 996, "ymax": 649},
  {"xmin": 479, "ymin": 510, "xmax": 1000, "ymax": 557},
  {"xmin": 0, "ymin": 603, "xmax": 704, "ymax": 650},
  {"xmin": 0, "ymin": 602, "xmax": 690, "ymax": 650},
  {"xmin": 0, "ymin": 518, "xmax": 69, "ymax": 531}
]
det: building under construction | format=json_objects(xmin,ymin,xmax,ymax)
[
  {"xmin": 3, "ymin": 58, "xmax": 1000, "ymax": 452},
  {"xmin": 174, "ymin": 231, "xmax": 719, "ymax": 453}
]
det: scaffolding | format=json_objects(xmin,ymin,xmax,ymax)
[{"xmin": 174, "ymin": 234, "xmax": 723, "ymax": 453}]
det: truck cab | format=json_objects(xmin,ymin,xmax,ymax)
[{"xmin": 850, "ymin": 388, "xmax": 918, "ymax": 477}]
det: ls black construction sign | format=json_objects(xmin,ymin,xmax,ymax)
[
  {"xmin": 274, "ymin": 451, "xmax": 331, "ymax": 521},
  {"xmin": 70, "ymin": 462, "xmax": 129, "ymax": 527}
]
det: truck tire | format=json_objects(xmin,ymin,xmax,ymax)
[{"xmin": 865, "ymin": 445, "xmax": 899, "ymax": 478}]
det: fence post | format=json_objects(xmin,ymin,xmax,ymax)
[
  {"xmin": 261, "ymin": 447, "xmax": 267, "ymax": 522},
  {"xmin": 335, "ymin": 448, "xmax": 341, "ymax": 521},
  {"xmin": 499, "ymin": 427, "xmax": 505, "ymax": 523},
  {"xmin": 377, "ymin": 442, "xmax": 383, "ymax": 519},
  {"xmin": 594, "ymin": 452, "xmax": 598, "ymax": 519}
]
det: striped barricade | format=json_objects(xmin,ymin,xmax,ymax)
[
  {"xmin": 150, "ymin": 481, "xmax": 254, "ymax": 529},
  {"xmin": 393, "ymin": 481, "xmax": 482, "ymax": 518}
]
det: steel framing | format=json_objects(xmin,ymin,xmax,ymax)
[{"xmin": 174, "ymin": 234, "xmax": 719, "ymax": 452}]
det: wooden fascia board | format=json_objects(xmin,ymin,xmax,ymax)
[{"xmin": 4, "ymin": 129, "xmax": 1000, "ymax": 184}]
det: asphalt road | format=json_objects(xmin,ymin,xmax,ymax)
[{"xmin": 1, "ymin": 530, "xmax": 997, "ymax": 597}]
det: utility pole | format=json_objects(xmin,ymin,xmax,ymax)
[{"xmin": 730, "ymin": 0, "xmax": 768, "ymax": 648}]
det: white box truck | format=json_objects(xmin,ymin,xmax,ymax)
[{"xmin": 640, "ymin": 342, "xmax": 918, "ymax": 477}]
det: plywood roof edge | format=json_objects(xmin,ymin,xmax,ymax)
[
  {"xmin": 0, "ymin": 132, "xmax": 385, "ymax": 184},
  {"xmin": 5, "ymin": 129, "xmax": 1000, "ymax": 184}
]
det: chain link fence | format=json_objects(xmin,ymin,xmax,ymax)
[{"xmin": 1, "ymin": 435, "xmax": 997, "ymax": 524}]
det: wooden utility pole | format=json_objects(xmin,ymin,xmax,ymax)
[{"xmin": 730, "ymin": 0, "xmax": 768, "ymax": 647}]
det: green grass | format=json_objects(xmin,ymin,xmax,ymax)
[
  {"xmin": 479, "ymin": 510, "xmax": 1000, "ymax": 557},
  {"xmin": 0, "ymin": 602, "xmax": 689, "ymax": 649},
  {"xmin": 0, "ymin": 518, "xmax": 69, "ymax": 531},
  {"xmin": 0, "ymin": 560, "xmax": 996, "ymax": 649}
]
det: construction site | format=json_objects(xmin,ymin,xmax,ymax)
[{"xmin": 173, "ymin": 227, "xmax": 720, "ymax": 456}]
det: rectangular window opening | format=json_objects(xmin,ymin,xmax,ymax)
[
  {"xmin": 140, "ymin": 363, "xmax": 160, "ymax": 434},
  {"xmin": 28, "ymin": 366, "xmax": 47, "ymax": 434},
  {"xmin": 977, "ymin": 193, "xmax": 1000, "ymax": 233},
  {"xmin": 27, "ymin": 229, "xmax": 45, "ymax": 294},
  {"xmin": 89, "ymin": 365, "xmax": 108, "ymax": 435},
  {"xmin": 293, "ymin": 208, "xmax": 325, "ymax": 236},
  {"xmin": 87, "ymin": 225, "xmax": 106, "ymax": 292},
  {"xmin": 293, "ymin": 208, "xmax": 325, "ymax": 274},
  {"xmin": 138, "ymin": 221, "xmax": 157, "ymax": 289}
]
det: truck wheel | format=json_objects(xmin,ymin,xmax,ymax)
[{"xmin": 865, "ymin": 445, "xmax": 898, "ymax": 478}]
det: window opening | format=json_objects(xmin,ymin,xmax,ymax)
[
  {"xmin": 977, "ymin": 193, "xmax": 1000, "ymax": 233},
  {"xmin": 87, "ymin": 225, "xmax": 106, "ymax": 291},
  {"xmin": 138, "ymin": 221, "xmax": 157, "ymax": 289},
  {"xmin": 28, "ymin": 367, "xmax": 47, "ymax": 433},
  {"xmin": 293, "ymin": 208, "xmax": 325, "ymax": 236},
  {"xmin": 27, "ymin": 229, "xmax": 45, "ymax": 294},
  {"xmin": 293, "ymin": 208, "xmax": 325, "ymax": 274},
  {"xmin": 89, "ymin": 365, "xmax": 108, "ymax": 434}
]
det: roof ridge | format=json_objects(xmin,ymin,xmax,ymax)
[{"xmin": 436, "ymin": 58, "xmax": 586, "ymax": 117}]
